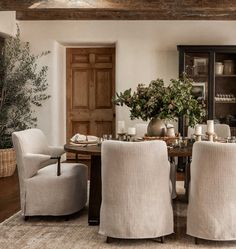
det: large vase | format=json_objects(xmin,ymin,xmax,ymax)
[{"xmin": 147, "ymin": 118, "xmax": 167, "ymax": 137}]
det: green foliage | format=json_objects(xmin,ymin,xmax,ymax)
[
  {"xmin": 113, "ymin": 76, "xmax": 206, "ymax": 127},
  {"xmin": 0, "ymin": 26, "xmax": 50, "ymax": 148}
]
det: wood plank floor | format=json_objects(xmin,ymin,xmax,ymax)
[
  {"xmin": 0, "ymin": 162, "xmax": 184, "ymax": 223},
  {"xmin": 0, "ymin": 170, "xmax": 20, "ymax": 223}
]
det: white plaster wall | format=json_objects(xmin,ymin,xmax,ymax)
[
  {"xmin": 0, "ymin": 11, "xmax": 16, "ymax": 36},
  {"xmin": 18, "ymin": 20, "xmax": 236, "ymax": 144}
]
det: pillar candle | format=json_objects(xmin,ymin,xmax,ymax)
[
  {"xmin": 207, "ymin": 120, "xmax": 214, "ymax": 133},
  {"xmin": 128, "ymin": 127, "xmax": 136, "ymax": 135},
  {"xmin": 195, "ymin": 125, "xmax": 202, "ymax": 135},
  {"xmin": 117, "ymin": 121, "xmax": 125, "ymax": 133}
]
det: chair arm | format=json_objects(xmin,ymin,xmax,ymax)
[
  {"xmin": 23, "ymin": 153, "xmax": 51, "ymax": 178},
  {"xmin": 48, "ymin": 146, "xmax": 65, "ymax": 157}
]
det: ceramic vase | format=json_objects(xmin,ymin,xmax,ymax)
[{"xmin": 147, "ymin": 118, "xmax": 166, "ymax": 137}]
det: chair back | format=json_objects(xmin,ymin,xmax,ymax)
[
  {"xmin": 187, "ymin": 124, "xmax": 231, "ymax": 138},
  {"xmin": 99, "ymin": 140, "xmax": 173, "ymax": 238},
  {"xmin": 135, "ymin": 123, "xmax": 148, "ymax": 138},
  {"xmin": 187, "ymin": 141, "xmax": 236, "ymax": 240},
  {"xmin": 12, "ymin": 129, "xmax": 50, "ymax": 212}
]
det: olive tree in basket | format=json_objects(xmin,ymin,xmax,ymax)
[{"xmin": 0, "ymin": 26, "xmax": 50, "ymax": 177}]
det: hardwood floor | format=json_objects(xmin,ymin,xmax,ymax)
[
  {"xmin": 0, "ymin": 162, "xmax": 184, "ymax": 223},
  {"xmin": 0, "ymin": 169, "xmax": 20, "ymax": 223}
]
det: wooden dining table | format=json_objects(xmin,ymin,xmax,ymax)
[{"xmin": 64, "ymin": 142, "xmax": 192, "ymax": 226}]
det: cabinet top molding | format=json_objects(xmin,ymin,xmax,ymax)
[
  {"xmin": 1, "ymin": 0, "xmax": 236, "ymax": 20},
  {"xmin": 177, "ymin": 46, "xmax": 236, "ymax": 53}
]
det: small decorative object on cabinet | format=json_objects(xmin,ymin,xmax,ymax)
[{"xmin": 178, "ymin": 45, "xmax": 236, "ymax": 136}]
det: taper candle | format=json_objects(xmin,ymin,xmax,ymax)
[{"xmin": 207, "ymin": 120, "xmax": 214, "ymax": 133}]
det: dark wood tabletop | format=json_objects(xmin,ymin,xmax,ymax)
[
  {"xmin": 64, "ymin": 142, "xmax": 193, "ymax": 158},
  {"xmin": 64, "ymin": 143, "xmax": 101, "ymax": 156}
]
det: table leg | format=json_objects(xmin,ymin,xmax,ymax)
[
  {"xmin": 169, "ymin": 157, "xmax": 177, "ymax": 199},
  {"xmin": 184, "ymin": 156, "xmax": 191, "ymax": 202},
  {"xmin": 88, "ymin": 155, "xmax": 101, "ymax": 226}
]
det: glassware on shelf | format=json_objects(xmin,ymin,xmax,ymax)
[
  {"xmin": 215, "ymin": 93, "xmax": 236, "ymax": 102},
  {"xmin": 223, "ymin": 60, "xmax": 234, "ymax": 75},
  {"xmin": 215, "ymin": 62, "xmax": 224, "ymax": 75}
]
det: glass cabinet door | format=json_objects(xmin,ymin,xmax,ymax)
[
  {"xmin": 214, "ymin": 53, "xmax": 236, "ymax": 136},
  {"xmin": 184, "ymin": 52, "xmax": 209, "ymax": 118},
  {"xmin": 178, "ymin": 46, "xmax": 236, "ymax": 137}
]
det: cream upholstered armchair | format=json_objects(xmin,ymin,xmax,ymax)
[
  {"xmin": 12, "ymin": 128, "xmax": 87, "ymax": 219},
  {"xmin": 99, "ymin": 140, "xmax": 173, "ymax": 242},
  {"xmin": 187, "ymin": 124, "xmax": 231, "ymax": 138},
  {"xmin": 187, "ymin": 141, "xmax": 236, "ymax": 243}
]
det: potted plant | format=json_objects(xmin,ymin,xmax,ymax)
[
  {"xmin": 0, "ymin": 26, "xmax": 50, "ymax": 177},
  {"xmin": 113, "ymin": 76, "xmax": 206, "ymax": 136}
]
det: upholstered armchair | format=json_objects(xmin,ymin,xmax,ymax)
[
  {"xmin": 12, "ymin": 128, "xmax": 87, "ymax": 218},
  {"xmin": 187, "ymin": 141, "xmax": 236, "ymax": 243},
  {"xmin": 187, "ymin": 124, "xmax": 231, "ymax": 138},
  {"xmin": 99, "ymin": 140, "xmax": 173, "ymax": 242}
]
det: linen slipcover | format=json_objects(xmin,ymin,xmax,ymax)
[
  {"xmin": 99, "ymin": 140, "xmax": 174, "ymax": 239},
  {"xmin": 12, "ymin": 128, "xmax": 87, "ymax": 216},
  {"xmin": 187, "ymin": 141, "xmax": 236, "ymax": 240}
]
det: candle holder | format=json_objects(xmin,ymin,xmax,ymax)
[
  {"xmin": 127, "ymin": 134, "xmax": 135, "ymax": 142},
  {"xmin": 194, "ymin": 134, "xmax": 202, "ymax": 142},
  {"xmin": 206, "ymin": 131, "xmax": 214, "ymax": 142},
  {"xmin": 117, "ymin": 133, "xmax": 127, "ymax": 141}
]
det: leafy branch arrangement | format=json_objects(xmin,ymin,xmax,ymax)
[
  {"xmin": 0, "ymin": 26, "xmax": 50, "ymax": 148},
  {"xmin": 113, "ymin": 76, "xmax": 206, "ymax": 127}
]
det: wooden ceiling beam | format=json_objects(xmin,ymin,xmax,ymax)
[
  {"xmin": 15, "ymin": 8, "xmax": 236, "ymax": 21},
  {"xmin": 1, "ymin": 0, "xmax": 236, "ymax": 20},
  {"xmin": 0, "ymin": 0, "xmax": 37, "ymax": 10}
]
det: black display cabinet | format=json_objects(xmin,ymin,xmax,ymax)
[{"xmin": 177, "ymin": 45, "xmax": 236, "ymax": 137}]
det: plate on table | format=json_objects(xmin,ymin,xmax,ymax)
[
  {"xmin": 70, "ymin": 140, "xmax": 97, "ymax": 145},
  {"xmin": 73, "ymin": 140, "xmax": 97, "ymax": 144}
]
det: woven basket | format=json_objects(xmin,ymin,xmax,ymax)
[{"xmin": 0, "ymin": 148, "xmax": 16, "ymax": 177}]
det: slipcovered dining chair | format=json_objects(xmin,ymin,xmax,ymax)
[
  {"xmin": 135, "ymin": 123, "xmax": 148, "ymax": 138},
  {"xmin": 187, "ymin": 141, "xmax": 236, "ymax": 243},
  {"xmin": 99, "ymin": 140, "xmax": 174, "ymax": 242},
  {"xmin": 187, "ymin": 124, "xmax": 231, "ymax": 138},
  {"xmin": 12, "ymin": 128, "xmax": 87, "ymax": 218}
]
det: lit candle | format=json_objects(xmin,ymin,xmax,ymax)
[
  {"xmin": 117, "ymin": 121, "xmax": 125, "ymax": 134},
  {"xmin": 128, "ymin": 127, "xmax": 136, "ymax": 136},
  {"xmin": 195, "ymin": 125, "xmax": 202, "ymax": 135},
  {"xmin": 207, "ymin": 120, "xmax": 214, "ymax": 133}
]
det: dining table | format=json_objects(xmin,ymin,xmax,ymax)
[{"xmin": 64, "ymin": 142, "xmax": 192, "ymax": 226}]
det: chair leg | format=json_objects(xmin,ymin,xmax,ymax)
[
  {"xmin": 160, "ymin": 236, "xmax": 165, "ymax": 243},
  {"xmin": 106, "ymin": 237, "xmax": 113, "ymax": 243},
  {"xmin": 24, "ymin": 216, "xmax": 29, "ymax": 221},
  {"xmin": 195, "ymin": 237, "xmax": 199, "ymax": 245},
  {"xmin": 65, "ymin": 216, "xmax": 70, "ymax": 221},
  {"xmin": 153, "ymin": 236, "xmax": 165, "ymax": 243}
]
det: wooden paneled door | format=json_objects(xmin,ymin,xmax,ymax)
[{"xmin": 66, "ymin": 48, "xmax": 116, "ymax": 148}]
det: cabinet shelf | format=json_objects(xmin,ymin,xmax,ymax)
[
  {"xmin": 215, "ymin": 101, "xmax": 236, "ymax": 104},
  {"xmin": 215, "ymin": 74, "xmax": 236, "ymax": 78}
]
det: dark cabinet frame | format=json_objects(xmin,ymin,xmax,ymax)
[{"xmin": 177, "ymin": 45, "xmax": 236, "ymax": 136}]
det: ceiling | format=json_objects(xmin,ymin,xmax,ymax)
[{"xmin": 1, "ymin": 0, "xmax": 236, "ymax": 20}]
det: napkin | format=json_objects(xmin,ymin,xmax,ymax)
[{"xmin": 70, "ymin": 133, "xmax": 98, "ymax": 143}]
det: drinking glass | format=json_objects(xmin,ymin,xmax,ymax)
[{"xmin": 103, "ymin": 134, "xmax": 108, "ymax": 140}]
